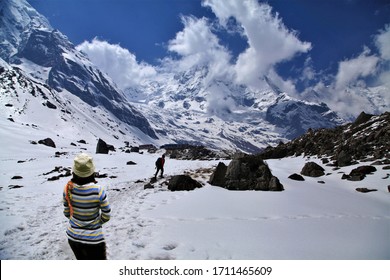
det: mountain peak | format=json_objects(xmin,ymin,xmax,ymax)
[{"xmin": 0, "ymin": 0, "xmax": 52, "ymax": 61}]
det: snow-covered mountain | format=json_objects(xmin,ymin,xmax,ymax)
[
  {"xmin": 125, "ymin": 65, "xmax": 344, "ymax": 152},
  {"xmin": 1, "ymin": 0, "xmax": 346, "ymax": 153},
  {"xmin": 0, "ymin": 0, "xmax": 158, "ymax": 146}
]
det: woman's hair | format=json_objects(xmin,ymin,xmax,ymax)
[{"xmin": 71, "ymin": 172, "xmax": 96, "ymax": 185}]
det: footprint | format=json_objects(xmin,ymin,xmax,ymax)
[{"xmin": 162, "ymin": 243, "xmax": 177, "ymax": 251}]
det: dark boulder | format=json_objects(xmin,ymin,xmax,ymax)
[
  {"xmin": 300, "ymin": 162, "xmax": 325, "ymax": 177},
  {"xmin": 222, "ymin": 155, "xmax": 283, "ymax": 191},
  {"xmin": 168, "ymin": 175, "xmax": 202, "ymax": 191},
  {"xmin": 45, "ymin": 100, "xmax": 57, "ymax": 109},
  {"xmin": 337, "ymin": 149, "xmax": 352, "ymax": 167},
  {"xmin": 345, "ymin": 165, "xmax": 377, "ymax": 181},
  {"xmin": 350, "ymin": 165, "xmax": 377, "ymax": 176},
  {"xmin": 96, "ymin": 138, "xmax": 115, "ymax": 154},
  {"xmin": 288, "ymin": 173, "xmax": 305, "ymax": 181},
  {"xmin": 38, "ymin": 138, "xmax": 56, "ymax": 148},
  {"xmin": 209, "ymin": 162, "xmax": 227, "ymax": 186}
]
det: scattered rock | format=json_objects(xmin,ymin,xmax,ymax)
[
  {"xmin": 55, "ymin": 151, "xmax": 67, "ymax": 157},
  {"xmin": 150, "ymin": 177, "xmax": 157, "ymax": 184},
  {"xmin": 11, "ymin": 176, "xmax": 23, "ymax": 180},
  {"xmin": 144, "ymin": 183, "xmax": 154, "ymax": 189},
  {"xmin": 344, "ymin": 165, "xmax": 377, "ymax": 181},
  {"xmin": 317, "ymin": 181, "xmax": 325, "ymax": 184},
  {"xmin": 168, "ymin": 175, "xmax": 202, "ymax": 191},
  {"xmin": 300, "ymin": 162, "xmax": 325, "ymax": 177},
  {"xmin": 126, "ymin": 161, "xmax": 137, "ymax": 165},
  {"xmin": 45, "ymin": 101, "xmax": 57, "ymax": 109},
  {"xmin": 350, "ymin": 165, "xmax": 377, "ymax": 176},
  {"xmin": 77, "ymin": 139, "xmax": 87, "ymax": 144},
  {"xmin": 38, "ymin": 138, "xmax": 56, "ymax": 148},
  {"xmin": 288, "ymin": 173, "xmax": 305, "ymax": 181},
  {"xmin": 321, "ymin": 158, "xmax": 329, "ymax": 164},
  {"xmin": 9, "ymin": 185, "xmax": 23, "ymax": 189},
  {"xmin": 96, "ymin": 138, "xmax": 115, "ymax": 154},
  {"xmin": 355, "ymin": 188, "xmax": 377, "ymax": 193}
]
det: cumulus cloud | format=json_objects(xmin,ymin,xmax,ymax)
[
  {"xmin": 202, "ymin": 0, "xmax": 312, "ymax": 87},
  {"xmin": 335, "ymin": 47, "xmax": 379, "ymax": 90},
  {"xmin": 164, "ymin": 15, "xmax": 233, "ymax": 83},
  {"xmin": 76, "ymin": 38, "xmax": 157, "ymax": 88}
]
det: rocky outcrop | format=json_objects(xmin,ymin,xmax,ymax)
[
  {"xmin": 210, "ymin": 154, "xmax": 284, "ymax": 191},
  {"xmin": 168, "ymin": 175, "xmax": 202, "ymax": 191},
  {"xmin": 259, "ymin": 112, "xmax": 390, "ymax": 165}
]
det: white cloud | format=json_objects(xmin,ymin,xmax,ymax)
[
  {"xmin": 76, "ymin": 38, "xmax": 157, "ymax": 88},
  {"xmin": 202, "ymin": 0, "xmax": 312, "ymax": 87},
  {"xmin": 335, "ymin": 47, "xmax": 379, "ymax": 90},
  {"xmin": 165, "ymin": 15, "xmax": 233, "ymax": 83},
  {"xmin": 375, "ymin": 24, "xmax": 390, "ymax": 60}
]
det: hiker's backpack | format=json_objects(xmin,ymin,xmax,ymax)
[{"xmin": 155, "ymin": 157, "xmax": 162, "ymax": 168}]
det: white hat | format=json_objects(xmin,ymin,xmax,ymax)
[{"xmin": 73, "ymin": 153, "xmax": 95, "ymax": 178}]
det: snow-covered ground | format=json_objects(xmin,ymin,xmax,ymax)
[{"xmin": 0, "ymin": 120, "xmax": 389, "ymax": 260}]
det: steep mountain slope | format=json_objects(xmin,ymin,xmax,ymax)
[
  {"xmin": 0, "ymin": 0, "xmax": 157, "ymax": 141},
  {"xmin": 0, "ymin": 58, "xmax": 156, "ymax": 150}
]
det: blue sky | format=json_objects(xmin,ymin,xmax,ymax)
[{"xmin": 27, "ymin": 0, "xmax": 390, "ymax": 97}]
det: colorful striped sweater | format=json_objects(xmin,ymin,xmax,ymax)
[{"xmin": 63, "ymin": 182, "xmax": 111, "ymax": 244}]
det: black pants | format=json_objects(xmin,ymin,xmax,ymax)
[
  {"xmin": 155, "ymin": 167, "xmax": 164, "ymax": 177},
  {"xmin": 68, "ymin": 239, "xmax": 107, "ymax": 260}
]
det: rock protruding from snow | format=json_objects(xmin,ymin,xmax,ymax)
[
  {"xmin": 38, "ymin": 138, "xmax": 56, "ymax": 148},
  {"xmin": 168, "ymin": 175, "xmax": 202, "ymax": 191},
  {"xmin": 210, "ymin": 155, "xmax": 284, "ymax": 191},
  {"xmin": 209, "ymin": 162, "xmax": 227, "ymax": 186},
  {"xmin": 96, "ymin": 138, "xmax": 115, "ymax": 154},
  {"xmin": 300, "ymin": 162, "xmax": 325, "ymax": 177}
]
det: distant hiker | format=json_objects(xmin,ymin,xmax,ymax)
[
  {"xmin": 154, "ymin": 154, "xmax": 166, "ymax": 179},
  {"xmin": 63, "ymin": 153, "xmax": 111, "ymax": 260}
]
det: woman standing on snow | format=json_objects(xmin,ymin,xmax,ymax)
[{"xmin": 63, "ymin": 153, "xmax": 111, "ymax": 260}]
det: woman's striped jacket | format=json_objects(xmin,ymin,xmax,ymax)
[{"xmin": 63, "ymin": 182, "xmax": 111, "ymax": 244}]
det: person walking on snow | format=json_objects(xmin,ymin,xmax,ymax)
[
  {"xmin": 63, "ymin": 153, "xmax": 111, "ymax": 260},
  {"xmin": 154, "ymin": 154, "xmax": 165, "ymax": 179}
]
